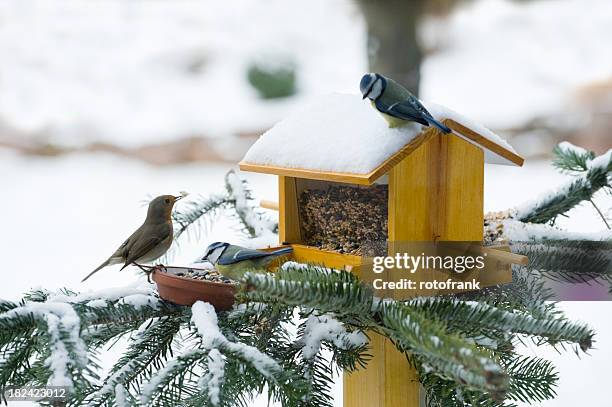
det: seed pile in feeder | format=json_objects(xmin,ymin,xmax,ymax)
[
  {"xmin": 299, "ymin": 184, "xmax": 388, "ymax": 255},
  {"xmin": 173, "ymin": 268, "xmax": 235, "ymax": 284}
]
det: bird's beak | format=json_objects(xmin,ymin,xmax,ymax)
[{"xmin": 174, "ymin": 195, "xmax": 184, "ymax": 201}]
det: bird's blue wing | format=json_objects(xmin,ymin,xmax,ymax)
[
  {"xmin": 218, "ymin": 247, "xmax": 293, "ymax": 265},
  {"xmin": 379, "ymin": 100, "xmax": 429, "ymax": 126},
  {"xmin": 386, "ymin": 100, "xmax": 451, "ymax": 133}
]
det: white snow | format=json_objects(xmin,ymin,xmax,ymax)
[
  {"xmin": 502, "ymin": 219, "xmax": 612, "ymax": 242},
  {"xmin": 0, "ymin": 302, "xmax": 87, "ymax": 389},
  {"xmin": 243, "ymin": 93, "xmax": 518, "ymax": 175},
  {"xmin": 558, "ymin": 141, "xmax": 589, "ymax": 157},
  {"xmin": 2, "ymin": 0, "xmax": 611, "ymax": 155},
  {"xmin": 514, "ymin": 147, "xmax": 612, "ymax": 222},
  {"xmin": 421, "ymin": 0, "xmax": 612, "ymax": 129},
  {"xmin": 118, "ymin": 294, "xmax": 159, "ymax": 310},
  {"xmin": 201, "ymin": 349, "xmax": 226, "ymax": 406},
  {"xmin": 228, "ymin": 302, "xmax": 268, "ymax": 319},
  {"xmin": 301, "ymin": 314, "xmax": 367, "ymax": 360},
  {"xmin": 588, "ymin": 149, "xmax": 612, "ymax": 171},
  {"xmin": 47, "ymin": 282, "xmax": 157, "ymax": 305},
  {"xmin": 225, "ymin": 170, "xmax": 278, "ymax": 247},
  {"xmin": 191, "ymin": 301, "xmax": 281, "ymax": 378},
  {"xmin": 427, "ymin": 103, "xmax": 519, "ymax": 165},
  {"xmin": 0, "ymin": 0, "xmax": 365, "ymax": 148},
  {"xmin": 114, "ymin": 384, "xmax": 129, "ymax": 407},
  {"xmin": 85, "ymin": 299, "xmax": 109, "ymax": 308}
]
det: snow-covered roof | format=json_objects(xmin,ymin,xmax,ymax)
[{"xmin": 240, "ymin": 93, "xmax": 523, "ymax": 184}]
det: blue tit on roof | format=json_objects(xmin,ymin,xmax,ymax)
[
  {"xmin": 201, "ymin": 242, "xmax": 293, "ymax": 281},
  {"xmin": 360, "ymin": 72, "xmax": 451, "ymax": 133}
]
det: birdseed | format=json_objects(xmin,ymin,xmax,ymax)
[
  {"xmin": 173, "ymin": 268, "xmax": 235, "ymax": 284},
  {"xmin": 298, "ymin": 184, "xmax": 388, "ymax": 255}
]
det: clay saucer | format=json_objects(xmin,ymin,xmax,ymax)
[{"xmin": 151, "ymin": 266, "xmax": 238, "ymax": 310}]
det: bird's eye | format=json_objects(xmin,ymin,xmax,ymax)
[{"xmin": 165, "ymin": 198, "xmax": 170, "ymax": 204}]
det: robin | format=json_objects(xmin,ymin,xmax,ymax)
[{"xmin": 81, "ymin": 194, "xmax": 183, "ymax": 282}]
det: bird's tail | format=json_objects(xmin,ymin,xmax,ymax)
[
  {"xmin": 426, "ymin": 117, "xmax": 451, "ymax": 134},
  {"xmin": 81, "ymin": 259, "xmax": 110, "ymax": 283},
  {"xmin": 268, "ymin": 247, "xmax": 293, "ymax": 258}
]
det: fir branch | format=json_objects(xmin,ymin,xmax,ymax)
[
  {"xmin": 405, "ymin": 297, "xmax": 594, "ymax": 351},
  {"xmin": 140, "ymin": 348, "xmax": 207, "ymax": 406},
  {"xmin": 243, "ymin": 267, "xmax": 374, "ymax": 316},
  {"xmin": 516, "ymin": 146, "xmax": 611, "ymax": 224},
  {"xmin": 552, "ymin": 142, "xmax": 595, "ymax": 173},
  {"xmin": 86, "ymin": 316, "xmax": 183, "ymax": 406},
  {"xmin": 225, "ymin": 169, "xmax": 278, "ymax": 238},
  {"xmin": 512, "ymin": 240, "xmax": 612, "ymax": 284},
  {"xmin": 503, "ymin": 355, "xmax": 558, "ymax": 403},
  {"xmin": 379, "ymin": 301, "xmax": 508, "ymax": 400},
  {"xmin": 191, "ymin": 301, "xmax": 282, "ymax": 380}
]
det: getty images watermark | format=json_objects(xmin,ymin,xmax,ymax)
[
  {"xmin": 371, "ymin": 251, "xmax": 488, "ymax": 290},
  {"xmin": 358, "ymin": 240, "xmax": 612, "ymax": 300}
]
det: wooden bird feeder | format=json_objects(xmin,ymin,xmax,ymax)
[{"xmin": 238, "ymin": 93, "xmax": 524, "ymax": 407}]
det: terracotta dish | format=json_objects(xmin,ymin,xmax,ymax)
[{"xmin": 151, "ymin": 266, "xmax": 238, "ymax": 310}]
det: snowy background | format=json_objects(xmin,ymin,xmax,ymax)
[{"xmin": 0, "ymin": 0, "xmax": 610, "ymax": 406}]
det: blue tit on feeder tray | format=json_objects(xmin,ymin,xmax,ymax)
[
  {"xmin": 360, "ymin": 72, "xmax": 451, "ymax": 133},
  {"xmin": 201, "ymin": 242, "xmax": 293, "ymax": 281},
  {"xmin": 81, "ymin": 194, "xmax": 185, "ymax": 282}
]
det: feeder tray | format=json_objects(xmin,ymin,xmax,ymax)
[{"xmin": 151, "ymin": 266, "xmax": 238, "ymax": 310}]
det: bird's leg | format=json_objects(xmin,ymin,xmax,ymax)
[
  {"xmin": 133, "ymin": 262, "xmax": 156, "ymax": 283},
  {"xmin": 133, "ymin": 262, "xmax": 153, "ymax": 272}
]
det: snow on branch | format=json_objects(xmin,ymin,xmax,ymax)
[
  {"xmin": 0, "ymin": 302, "xmax": 87, "ymax": 389},
  {"xmin": 515, "ymin": 145, "xmax": 611, "ymax": 224},
  {"xmin": 114, "ymin": 384, "xmax": 129, "ymax": 407},
  {"xmin": 200, "ymin": 349, "xmax": 225, "ymax": 406},
  {"xmin": 47, "ymin": 281, "xmax": 160, "ymax": 310},
  {"xmin": 191, "ymin": 301, "xmax": 281, "ymax": 379},
  {"xmin": 502, "ymin": 219, "xmax": 612, "ymax": 242},
  {"xmin": 225, "ymin": 169, "xmax": 278, "ymax": 247},
  {"xmin": 301, "ymin": 314, "xmax": 367, "ymax": 360}
]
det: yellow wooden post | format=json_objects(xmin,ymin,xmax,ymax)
[
  {"xmin": 343, "ymin": 133, "xmax": 484, "ymax": 407},
  {"xmin": 278, "ymin": 175, "xmax": 302, "ymax": 244}
]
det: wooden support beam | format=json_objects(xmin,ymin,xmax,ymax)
[
  {"xmin": 260, "ymin": 199, "xmax": 279, "ymax": 211},
  {"xmin": 278, "ymin": 176, "xmax": 302, "ymax": 244}
]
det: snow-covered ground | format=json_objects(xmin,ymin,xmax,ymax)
[
  {"xmin": 0, "ymin": 0, "xmax": 365, "ymax": 147},
  {"xmin": 421, "ymin": 0, "xmax": 612, "ymax": 128},
  {"xmin": 0, "ymin": 149, "xmax": 609, "ymax": 406},
  {"xmin": 1, "ymin": 0, "xmax": 611, "ymax": 149}
]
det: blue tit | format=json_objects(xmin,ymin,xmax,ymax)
[
  {"xmin": 202, "ymin": 242, "xmax": 293, "ymax": 281},
  {"xmin": 359, "ymin": 72, "xmax": 451, "ymax": 133}
]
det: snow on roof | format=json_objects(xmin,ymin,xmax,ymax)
[{"xmin": 242, "ymin": 93, "xmax": 519, "ymax": 175}]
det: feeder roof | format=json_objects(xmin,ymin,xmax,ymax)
[{"xmin": 240, "ymin": 93, "xmax": 523, "ymax": 185}]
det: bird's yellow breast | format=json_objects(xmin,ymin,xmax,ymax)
[{"xmin": 370, "ymin": 101, "xmax": 408, "ymax": 128}]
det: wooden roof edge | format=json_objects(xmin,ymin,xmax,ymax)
[
  {"xmin": 239, "ymin": 129, "xmax": 438, "ymax": 185},
  {"xmin": 239, "ymin": 119, "xmax": 524, "ymax": 183},
  {"xmin": 238, "ymin": 161, "xmax": 374, "ymax": 185},
  {"xmin": 444, "ymin": 119, "xmax": 525, "ymax": 167}
]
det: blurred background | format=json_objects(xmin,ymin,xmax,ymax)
[{"xmin": 0, "ymin": 0, "xmax": 610, "ymax": 406}]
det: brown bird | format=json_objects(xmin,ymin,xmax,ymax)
[{"xmin": 81, "ymin": 195, "xmax": 183, "ymax": 282}]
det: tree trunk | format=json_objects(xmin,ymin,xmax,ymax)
[{"xmin": 356, "ymin": 0, "xmax": 426, "ymax": 95}]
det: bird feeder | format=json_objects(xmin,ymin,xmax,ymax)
[{"xmin": 239, "ymin": 93, "xmax": 524, "ymax": 407}]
